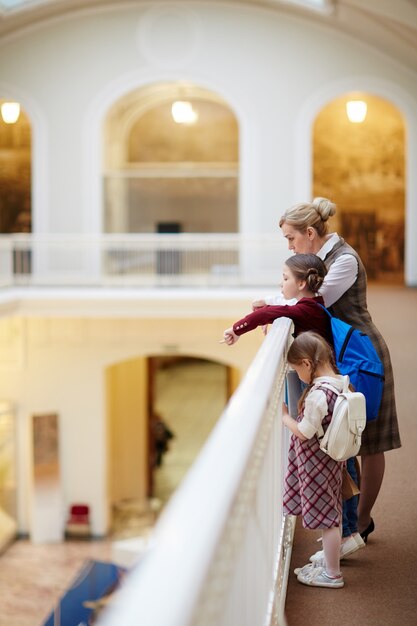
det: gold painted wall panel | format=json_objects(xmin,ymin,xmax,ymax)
[
  {"xmin": 106, "ymin": 357, "xmax": 148, "ymax": 506},
  {"xmin": 313, "ymin": 94, "xmax": 405, "ymax": 280},
  {"xmin": 129, "ymin": 100, "xmax": 238, "ymax": 163},
  {"xmin": 0, "ymin": 106, "xmax": 31, "ymax": 234}
]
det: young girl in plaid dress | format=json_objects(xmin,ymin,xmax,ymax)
[{"xmin": 282, "ymin": 331, "xmax": 345, "ymax": 588}]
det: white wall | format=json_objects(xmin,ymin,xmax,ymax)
[
  {"xmin": 0, "ymin": 310, "xmax": 263, "ymax": 536},
  {"xmin": 0, "ymin": 2, "xmax": 416, "ymax": 282}
]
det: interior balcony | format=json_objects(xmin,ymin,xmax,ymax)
[
  {"xmin": 0, "ymin": 232, "xmax": 415, "ymax": 626},
  {"xmin": 0, "ymin": 233, "xmax": 289, "ymax": 321}
]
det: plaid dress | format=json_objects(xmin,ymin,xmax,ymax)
[
  {"xmin": 283, "ymin": 386, "xmax": 343, "ymax": 529},
  {"xmin": 324, "ymin": 238, "xmax": 401, "ymax": 455}
]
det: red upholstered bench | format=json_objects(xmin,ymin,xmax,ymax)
[{"xmin": 65, "ymin": 504, "xmax": 91, "ymax": 537}]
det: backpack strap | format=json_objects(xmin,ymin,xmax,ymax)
[
  {"xmin": 316, "ymin": 375, "xmax": 350, "ymax": 395},
  {"xmin": 307, "ymin": 379, "xmax": 347, "ymax": 440},
  {"xmin": 317, "ymin": 302, "xmax": 332, "ymax": 318},
  {"xmin": 310, "ymin": 375, "xmax": 349, "ymax": 397}
]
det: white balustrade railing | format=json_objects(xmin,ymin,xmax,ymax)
[
  {"xmin": 98, "ymin": 318, "xmax": 295, "ymax": 626},
  {"xmin": 0, "ymin": 234, "xmax": 288, "ymax": 289}
]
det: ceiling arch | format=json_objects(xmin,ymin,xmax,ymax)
[
  {"xmin": 0, "ymin": 0, "xmax": 416, "ymax": 74},
  {"xmin": 0, "ymin": 0, "xmax": 331, "ymax": 16}
]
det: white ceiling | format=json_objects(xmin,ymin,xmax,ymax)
[
  {"xmin": 0, "ymin": 0, "xmax": 331, "ymax": 9},
  {"xmin": 0, "ymin": 0, "xmax": 416, "ymax": 73}
]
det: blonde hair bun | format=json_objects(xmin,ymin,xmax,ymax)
[{"xmin": 312, "ymin": 197, "xmax": 336, "ymax": 221}]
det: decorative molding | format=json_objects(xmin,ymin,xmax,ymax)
[
  {"xmin": 104, "ymin": 163, "xmax": 238, "ymax": 179},
  {"xmin": 137, "ymin": 5, "xmax": 201, "ymax": 69}
]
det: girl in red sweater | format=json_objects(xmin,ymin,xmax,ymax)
[{"xmin": 223, "ymin": 254, "xmax": 331, "ymax": 345}]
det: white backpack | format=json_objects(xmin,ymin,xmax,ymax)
[{"xmin": 318, "ymin": 375, "xmax": 367, "ymax": 462}]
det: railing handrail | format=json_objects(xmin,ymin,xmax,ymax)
[{"xmin": 99, "ymin": 317, "xmax": 292, "ymax": 626}]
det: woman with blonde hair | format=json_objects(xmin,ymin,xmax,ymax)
[{"xmin": 255, "ymin": 197, "xmax": 401, "ymax": 541}]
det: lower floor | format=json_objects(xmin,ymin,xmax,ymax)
[
  {"xmin": 0, "ymin": 538, "xmax": 113, "ymax": 626},
  {"xmin": 0, "ymin": 358, "xmax": 233, "ymax": 626},
  {"xmin": 0, "ymin": 300, "xmax": 261, "ymax": 541},
  {"xmin": 0, "ymin": 286, "xmax": 416, "ymax": 626}
]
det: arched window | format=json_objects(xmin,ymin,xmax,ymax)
[
  {"xmin": 103, "ymin": 83, "xmax": 239, "ymax": 235},
  {"xmin": 313, "ymin": 93, "xmax": 405, "ymax": 282},
  {"xmin": 0, "ymin": 101, "xmax": 31, "ymax": 234}
]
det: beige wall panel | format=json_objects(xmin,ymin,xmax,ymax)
[
  {"xmin": 0, "ymin": 311, "xmax": 263, "ymax": 535},
  {"xmin": 227, "ymin": 366, "xmax": 241, "ymax": 400},
  {"xmin": 106, "ymin": 357, "xmax": 148, "ymax": 505}
]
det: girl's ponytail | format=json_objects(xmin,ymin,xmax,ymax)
[
  {"xmin": 285, "ymin": 254, "xmax": 327, "ymax": 294},
  {"xmin": 305, "ymin": 267, "xmax": 324, "ymax": 293}
]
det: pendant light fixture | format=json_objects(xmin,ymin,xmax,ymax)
[
  {"xmin": 171, "ymin": 100, "xmax": 198, "ymax": 125},
  {"xmin": 346, "ymin": 100, "xmax": 367, "ymax": 123},
  {"xmin": 1, "ymin": 102, "xmax": 21, "ymax": 124}
]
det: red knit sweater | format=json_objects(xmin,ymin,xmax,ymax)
[{"xmin": 232, "ymin": 296, "xmax": 332, "ymax": 343}]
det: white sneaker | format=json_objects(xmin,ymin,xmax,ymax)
[
  {"xmin": 353, "ymin": 533, "xmax": 366, "ymax": 549},
  {"xmin": 310, "ymin": 534, "xmax": 364, "ymax": 563},
  {"xmin": 294, "ymin": 561, "xmax": 322, "ymax": 576},
  {"xmin": 297, "ymin": 566, "xmax": 344, "ymax": 588}
]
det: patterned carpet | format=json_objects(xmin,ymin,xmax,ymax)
[{"xmin": 0, "ymin": 539, "xmax": 113, "ymax": 626}]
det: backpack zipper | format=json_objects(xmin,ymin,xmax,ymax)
[
  {"xmin": 358, "ymin": 368, "xmax": 385, "ymax": 381},
  {"xmin": 338, "ymin": 327, "xmax": 354, "ymax": 361}
]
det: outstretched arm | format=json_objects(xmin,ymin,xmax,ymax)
[
  {"xmin": 222, "ymin": 327, "xmax": 240, "ymax": 345},
  {"xmin": 231, "ymin": 304, "xmax": 298, "ymax": 336}
]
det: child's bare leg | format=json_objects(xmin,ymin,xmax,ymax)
[{"xmin": 322, "ymin": 527, "xmax": 342, "ymax": 577}]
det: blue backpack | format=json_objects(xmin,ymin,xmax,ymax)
[{"xmin": 319, "ymin": 305, "xmax": 384, "ymax": 421}]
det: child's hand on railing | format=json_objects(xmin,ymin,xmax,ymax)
[
  {"xmin": 221, "ymin": 328, "xmax": 239, "ymax": 345},
  {"xmin": 252, "ymin": 299, "xmax": 266, "ymax": 311},
  {"xmin": 252, "ymin": 301, "xmax": 269, "ymax": 334}
]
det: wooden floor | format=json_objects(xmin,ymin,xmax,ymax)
[{"xmin": 285, "ymin": 285, "xmax": 417, "ymax": 625}]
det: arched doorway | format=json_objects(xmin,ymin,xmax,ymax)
[
  {"xmin": 103, "ymin": 82, "xmax": 239, "ymax": 235},
  {"xmin": 106, "ymin": 354, "xmax": 239, "ymax": 537},
  {"xmin": 313, "ymin": 93, "xmax": 405, "ymax": 282},
  {"xmin": 0, "ymin": 100, "xmax": 31, "ymax": 235},
  {"xmin": 148, "ymin": 356, "xmax": 239, "ymax": 504}
]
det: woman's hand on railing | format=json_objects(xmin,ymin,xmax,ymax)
[{"xmin": 222, "ymin": 328, "xmax": 240, "ymax": 345}]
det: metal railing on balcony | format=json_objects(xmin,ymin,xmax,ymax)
[
  {"xmin": 98, "ymin": 318, "xmax": 294, "ymax": 626},
  {"xmin": 0, "ymin": 234, "xmax": 288, "ymax": 289}
]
